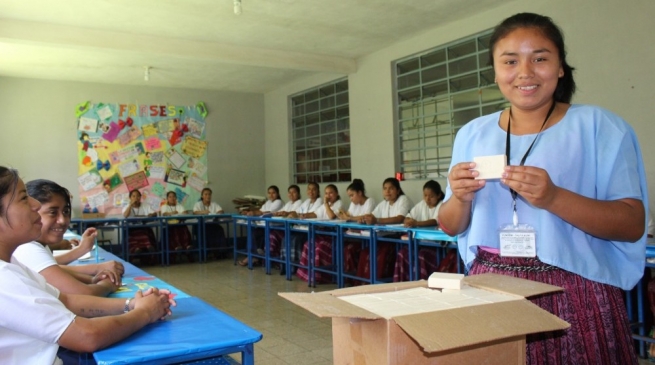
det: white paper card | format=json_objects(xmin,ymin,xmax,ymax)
[{"xmin": 473, "ymin": 154, "xmax": 507, "ymax": 180}]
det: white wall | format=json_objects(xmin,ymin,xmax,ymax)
[
  {"xmin": 264, "ymin": 0, "xmax": 655, "ymax": 210},
  {"xmin": 0, "ymin": 77, "xmax": 265, "ymax": 215}
]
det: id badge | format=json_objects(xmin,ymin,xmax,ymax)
[{"xmin": 499, "ymin": 224, "xmax": 536, "ymax": 258}]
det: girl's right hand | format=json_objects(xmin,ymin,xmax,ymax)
[
  {"xmin": 79, "ymin": 228, "xmax": 98, "ymax": 253},
  {"xmin": 448, "ymin": 162, "xmax": 485, "ymax": 203}
]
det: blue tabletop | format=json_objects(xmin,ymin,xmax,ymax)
[{"xmin": 93, "ymin": 297, "xmax": 262, "ymax": 365}]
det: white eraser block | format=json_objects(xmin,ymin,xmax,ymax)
[
  {"xmin": 428, "ymin": 272, "xmax": 465, "ymax": 290},
  {"xmin": 473, "ymin": 154, "xmax": 507, "ymax": 180}
]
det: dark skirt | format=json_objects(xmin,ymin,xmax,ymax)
[
  {"xmin": 127, "ymin": 227, "xmax": 157, "ymax": 253},
  {"xmin": 168, "ymin": 226, "xmax": 192, "ymax": 250},
  {"xmin": 470, "ymin": 249, "xmax": 638, "ymax": 365}
]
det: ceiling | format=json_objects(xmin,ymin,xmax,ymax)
[{"xmin": 0, "ymin": 0, "xmax": 512, "ymax": 93}]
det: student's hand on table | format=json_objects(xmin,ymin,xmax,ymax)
[
  {"xmin": 501, "ymin": 165, "xmax": 558, "ymax": 209},
  {"xmin": 448, "ymin": 162, "xmax": 486, "ymax": 203},
  {"xmin": 135, "ymin": 288, "xmax": 176, "ymax": 320},
  {"xmin": 98, "ymin": 260, "xmax": 125, "ymax": 277},
  {"xmin": 404, "ymin": 217, "xmax": 417, "ymax": 228},
  {"xmin": 78, "ymin": 228, "xmax": 98, "ymax": 253},
  {"xmin": 92, "ymin": 269, "xmax": 121, "ymax": 285},
  {"xmin": 363, "ymin": 214, "xmax": 376, "ymax": 225},
  {"xmin": 287, "ymin": 212, "xmax": 298, "ymax": 218}
]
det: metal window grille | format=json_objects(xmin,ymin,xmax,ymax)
[
  {"xmin": 290, "ymin": 78, "xmax": 351, "ymax": 183},
  {"xmin": 394, "ymin": 30, "xmax": 506, "ymax": 179}
]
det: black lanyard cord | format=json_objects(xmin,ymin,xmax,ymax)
[{"xmin": 505, "ymin": 101, "xmax": 557, "ymax": 206}]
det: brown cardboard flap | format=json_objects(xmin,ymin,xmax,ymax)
[
  {"xmin": 278, "ymin": 292, "xmax": 380, "ymax": 319},
  {"xmin": 464, "ymin": 273, "xmax": 563, "ymax": 298},
  {"xmin": 393, "ymin": 300, "xmax": 569, "ymax": 354},
  {"xmin": 326, "ymin": 280, "xmax": 428, "ymax": 297}
]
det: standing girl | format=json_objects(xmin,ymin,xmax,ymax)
[{"xmin": 439, "ymin": 13, "xmax": 645, "ymax": 364}]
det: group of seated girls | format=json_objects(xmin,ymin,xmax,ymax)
[
  {"xmin": 0, "ymin": 167, "xmax": 174, "ymax": 363},
  {"xmin": 236, "ymin": 177, "xmax": 453, "ymax": 284},
  {"xmin": 122, "ymin": 187, "xmax": 225, "ymax": 262}
]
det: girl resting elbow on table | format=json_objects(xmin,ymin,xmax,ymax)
[
  {"xmin": 355, "ymin": 177, "xmax": 412, "ymax": 283},
  {"xmin": 393, "ymin": 180, "xmax": 452, "ymax": 282},
  {"xmin": 278, "ymin": 182, "xmax": 323, "ymax": 271},
  {"xmin": 161, "ymin": 191, "xmax": 193, "ymax": 253},
  {"xmin": 267, "ymin": 185, "xmax": 302, "ymax": 260},
  {"xmin": 338, "ymin": 179, "xmax": 376, "ymax": 276},
  {"xmin": 0, "ymin": 167, "xmax": 175, "ymax": 364},
  {"xmin": 237, "ymin": 186, "xmax": 283, "ymax": 266},
  {"xmin": 12, "ymin": 179, "xmax": 123, "ymax": 297},
  {"xmin": 123, "ymin": 189, "xmax": 158, "ymax": 259},
  {"xmin": 296, "ymin": 184, "xmax": 343, "ymax": 283},
  {"xmin": 193, "ymin": 188, "xmax": 227, "ymax": 254}
]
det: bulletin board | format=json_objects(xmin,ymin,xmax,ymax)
[{"xmin": 75, "ymin": 101, "xmax": 209, "ymax": 216}]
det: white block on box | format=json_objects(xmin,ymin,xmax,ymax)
[{"xmin": 428, "ymin": 272, "xmax": 465, "ymax": 290}]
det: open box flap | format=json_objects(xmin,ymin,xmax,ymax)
[
  {"xmin": 278, "ymin": 292, "xmax": 380, "ymax": 319},
  {"xmin": 464, "ymin": 273, "xmax": 563, "ymax": 298},
  {"xmin": 392, "ymin": 300, "xmax": 570, "ymax": 354}
]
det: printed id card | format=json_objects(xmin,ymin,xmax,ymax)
[{"xmin": 499, "ymin": 224, "xmax": 536, "ymax": 257}]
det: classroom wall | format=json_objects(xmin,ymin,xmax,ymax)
[
  {"xmin": 0, "ymin": 77, "xmax": 265, "ymax": 215},
  {"xmin": 264, "ymin": 0, "xmax": 655, "ymax": 213}
]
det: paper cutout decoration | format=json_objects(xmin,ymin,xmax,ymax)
[
  {"xmin": 87, "ymin": 191, "xmax": 109, "ymax": 209},
  {"xmin": 118, "ymin": 117, "xmax": 134, "ymax": 130},
  {"xmin": 96, "ymin": 159, "xmax": 111, "ymax": 171},
  {"xmin": 196, "ymin": 102, "xmax": 207, "ymax": 118},
  {"xmin": 180, "ymin": 136, "xmax": 208, "ymax": 158},
  {"xmin": 187, "ymin": 157, "xmax": 207, "ymax": 176},
  {"xmin": 78, "ymin": 117, "xmax": 98, "ymax": 132},
  {"xmin": 185, "ymin": 117, "xmax": 205, "ymax": 138},
  {"xmin": 151, "ymin": 182, "xmax": 167, "ymax": 198},
  {"xmin": 118, "ymin": 131, "xmax": 134, "ymax": 147},
  {"xmin": 113, "ymin": 193, "xmax": 129, "ymax": 207},
  {"xmin": 187, "ymin": 174, "xmax": 206, "ymax": 192},
  {"xmin": 165, "ymin": 149, "xmax": 185, "ymax": 169},
  {"xmin": 118, "ymin": 160, "xmax": 140, "ymax": 178},
  {"xmin": 142, "ymin": 123, "xmax": 158, "ymax": 137},
  {"xmin": 165, "ymin": 168, "xmax": 187, "ymax": 187},
  {"xmin": 150, "ymin": 151, "xmax": 164, "ymax": 164},
  {"xmin": 109, "ymin": 143, "xmax": 144, "ymax": 165},
  {"xmin": 97, "ymin": 104, "xmax": 113, "ymax": 120},
  {"xmin": 103, "ymin": 173, "xmax": 123, "ymax": 193},
  {"xmin": 75, "ymin": 101, "xmax": 90, "ymax": 118},
  {"xmin": 144, "ymin": 137, "xmax": 162, "ymax": 151},
  {"xmin": 124, "ymin": 171, "xmax": 149, "ymax": 191},
  {"xmin": 147, "ymin": 166, "xmax": 165, "ymax": 180},
  {"xmin": 101, "ymin": 122, "xmax": 121, "ymax": 143},
  {"xmin": 78, "ymin": 170, "xmax": 103, "ymax": 191},
  {"xmin": 174, "ymin": 187, "xmax": 189, "ymax": 204}
]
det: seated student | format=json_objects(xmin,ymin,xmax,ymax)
[
  {"xmin": 268, "ymin": 184, "xmax": 303, "ymax": 258},
  {"xmin": 161, "ymin": 191, "xmax": 193, "ymax": 252},
  {"xmin": 356, "ymin": 177, "xmax": 412, "ymax": 283},
  {"xmin": 297, "ymin": 184, "xmax": 343, "ymax": 283},
  {"xmin": 238, "ymin": 186, "xmax": 284, "ymax": 266},
  {"xmin": 279, "ymin": 182, "xmax": 323, "ymax": 271},
  {"xmin": 193, "ymin": 188, "xmax": 227, "ymax": 255},
  {"xmin": 13, "ymin": 179, "xmax": 123, "ymax": 297},
  {"xmin": 394, "ymin": 180, "xmax": 445, "ymax": 282},
  {"xmin": 337, "ymin": 179, "xmax": 376, "ymax": 275},
  {"xmin": 0, "ymin": 167, "xmax": 175, "ymax": 364},
  {"xmin": 123, "ymin": 189, "xmax": 158, "ymax": 256}
]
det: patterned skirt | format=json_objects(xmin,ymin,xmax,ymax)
[
  {"xmin": 393, "ymin": 247, "xmax": 441, "ymax": 282},
  {"xmin": 127, "ymin": 227, "xmax": 157, "ymax": 253},
  {"xmin": 168, "ymin": 226, "xmax": 192, "ymax": 250},
  {"xmin": 297, "ymin": 235, "xmax": 335, "ymax": 284},
  {"xmin": 470, "ymin": 249, "xmax": 638, "ymax": 365}
]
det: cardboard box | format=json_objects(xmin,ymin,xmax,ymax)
[{"xmin": 279, "ymin": 273, "xmax": 569, "ymax": 365}]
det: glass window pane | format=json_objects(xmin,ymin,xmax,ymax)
[
  {"xmin": 398, "ymin": 72, "xmax": 421, "ymax": 89},
  {"xmin": 452, "ymin": 89, "xmax": 481, "ymax": 110},
  {"xmin": 449, "ymin": 55, "xmax": 478, "ymax": 77},
  {"xmin": 453, "ymin": 108, "xmax": 480, "ymax": 127},
  {"xmin": 336, "ymin": 80, "xmax": 348, "ymax": 92},
  {"xmin": 397, "ymin": 58, "xmax": 419, "ymax": 75},
  {"xmin": 448, "ymin": 39, "xmax": 476, "ymax": 59},
  {"xmin": 320, "ymin": 108, "xmax": 335, "ymax": 121},
  {"xmin": 321, "ymin": 121, "xmax": 336, "ymax": 134},
  {"xmin": 319, "ymin": 84, "xmax": 335, "ymax": 97},
  {"xmin": 320, "ymin": 96, "xmax": 335, "ymax": 109},
  {"xmin": 305, "ymin": 90, "xmax": 319, "ymax": 102},
  {"xmin": 336, "ymin": 92, "xmax": 348, "ymax": 106},
  {"xmin": 421, "ymin": 64, "xmax": 446, "ymax": 84},
  {"xmin": 449, "ymin": 73, "xmax": 478, "ymax": 92},
  {"xmin": 422, "ymin": 81, "xmax": 448, "ymax": 100},
  {"xmin": 421, "ymin": 49, "xmax": 446, "ymax": 67},
  {"xmin": 337, "ymin": 118, "xmax": 349, "ymax": 131}
]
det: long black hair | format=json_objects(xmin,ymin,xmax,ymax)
[
  {"xmin": 0, "ymin": 167, "xmax": 20, "ymax": 225},
  {"xmin": 383, "ymin": 177, "xmax": 404, "ymax": 196},
  {"xmin": 26, "ymin": 179, "xmax": 72, "ymax": 216},
  {"xmin": 488, "ymin": 12, "xmax": 576, "ymax": 103}
]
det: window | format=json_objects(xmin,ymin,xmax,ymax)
[
  {"xmin": 290, "ymin": 78, "xmax": 351, "ymax": 184},
  {"xmin": 394, "ymin": 30, "xmax": 506, "ymax": 179}
]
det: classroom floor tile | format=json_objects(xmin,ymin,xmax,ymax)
[{"xmin": 144, "ymin": 258, "xmax": 336, "ymax": 365}]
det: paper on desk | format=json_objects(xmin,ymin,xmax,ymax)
[{"xmin": 53, "ymin": 249, "xmax": 91, "ymax": 260}]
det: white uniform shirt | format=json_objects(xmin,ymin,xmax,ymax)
[
  {"xmin": 407, "ymin": 201, "xmax": 442, "ymax": 222},
  {"xmin": 122, "ymin": 204, "xmax": 154, "ymax": 217},
  {"xmin": 372, "ymin": 195, "xmax": 412, "ymax": 219},
  {"xmin": 347, "ymin": 197, "xmax": 376, "ymax": 216},
  {"xmin": 260, "ymin": 199, "xmax": 283, "ymax": 213},
  {"xmin": 193, "ymin": 201, "xmax": 223, "ymax": 214},
  {"xmin": 280, "ymin": 200, "xmax": 302, "ymax": 213},
  {"xmin": 314, "ymin": 200, "xmax": 343, "ymax": 220},
  {"xmin": 0, "ymin": 257, "xmax": 75, "ymax": 364},
  {"xmin": 297, "ymin": 198, "xmax": 323, "ymax": 214},
  {"xmin": 12, "ymin": 241, "xmax": 57, "ymax": 273},
  {"xmin": 161, "ymin": 204, "xmax": 186, "ymax": 215}
]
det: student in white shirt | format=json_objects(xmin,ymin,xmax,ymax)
[
  {"xmin": 268, "ymin": 185, "xmax": 302, "ymax": 261},
  {"xmin": 123, "ymin": 189, "xmax": 158, "ymax": 258},
  {"xmin": 13, "ymin": 179, "xmax": 122, "ymax": 297},
  {"xmin": 297, "ymin": 184, "xmax": 343, "ymax": 283},
  {"xmin": 162, "ymin": 191, "xmax": 192, "ymax": 254},
  {"xmin": 357, "ymin": 177, "xmax": 413, "ymax": 283},
  {"xmin": 279, "ymin": 182, "xmax": 322, "ymax": 272},
  {"xmin": 338, "ymin": 179, "xmax": 376, "ymax": 276},
  {"xmin": 193, "ymin": 188, "xmax": 227, "ymax": 256},
  {"xmin": 394, "ymin": 180, "xmax": 448, "ymax": 282},
  {"xmin": 0, "ymin": 167, "xmax": 174, "ymax": 365},
  {"xmin": 238, "ymin": 186, "xmax": 284, "ymax": 266}
]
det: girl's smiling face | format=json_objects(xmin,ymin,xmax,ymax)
[
  {"xmin": 288, "ymin": 187, "xmax": 299, "ymax": 202},
  {"xmin": 36, "ymin": 193, "xmax": 70, "ymax": 245},
  {"xmin": 202, "ymin": 190, "xmax": 212, "ymax": 204},
  {"xmin": 324, "ymin": 187, "xmax": 338, "ymax": 204},
  {"xmin": 307, "ymin": 184, "xmax": 318, "ymax": 200},
  {"xmin": 167, "ymin": 193, "xmax": 177, "ymax": 206}
]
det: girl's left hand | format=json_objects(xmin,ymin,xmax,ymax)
[
  {"xmin": 92, "ymin": 269, "xmax": 121, "ymax": 285},
  {"xmin": 501, "ymin": 165, "xmax": 558, "ymax": 209},
  {"xmin": 79, "ymin": 228, "xmax": 98, "ymax": 253}
]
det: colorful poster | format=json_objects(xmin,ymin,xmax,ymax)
[{"xmin": 76, "ymin": 103, "xmax": 208, "ymax": 216}]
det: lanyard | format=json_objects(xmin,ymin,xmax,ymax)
[{"xmin": 504, "ymin": 101, "xmax": 556, "ymax": 225}]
